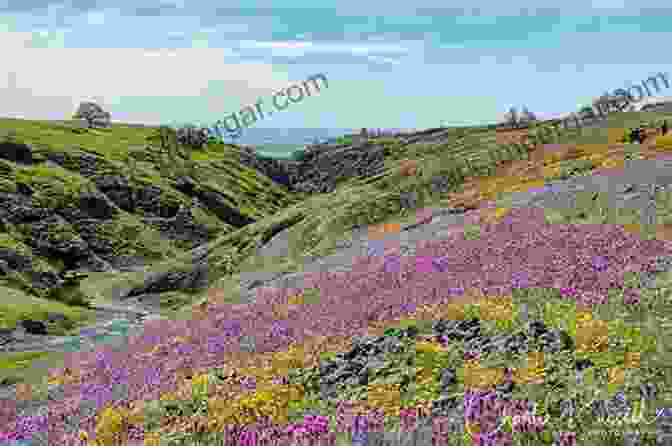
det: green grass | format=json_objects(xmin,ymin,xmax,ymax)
[{"xmin": 4, "ymin": 111, "xmax": 672, "ymax": 444}]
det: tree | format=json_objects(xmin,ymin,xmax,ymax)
[
  {"xmin": 72, "ymin": 101, "xmax": 111, "ymax": 129},
  {"xmin": 503, "ymin": 106, "xmax": 519, "ymax": 129}
]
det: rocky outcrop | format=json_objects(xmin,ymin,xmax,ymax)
[
  {"xmin": 238, "ymin": 141, "xmax": 386, "ymax": 194},
  {"xmin": 0, "ymin": 138, "xmax": 270, "ymax": 300},
  {"xmin": 238, "ymin": 147, "xmax": 292, "ymax": 187},
  {"xmin": 0, "ymin": 139, "xmax": 33, "ymax": 165}
]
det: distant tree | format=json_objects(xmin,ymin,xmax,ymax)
[{"xmin": 503, "ymin": 106, "xmax": 519, "ymax": 129}]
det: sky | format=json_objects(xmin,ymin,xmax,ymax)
[{"xmin": 2, "ymin": 0, "xmax": 672, "ymax": 136}]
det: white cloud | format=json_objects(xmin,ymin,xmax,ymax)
[
  {"xmin": 0, "ymin": 29, "xmax": 296, "ymax": 122},
  {"xmin": 86, "ymin": 11, "xmax": 106, "ymax": 25}
]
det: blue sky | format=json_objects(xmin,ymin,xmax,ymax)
[{"xmin": 1, "ymin": 0, "xmax": 672, "ymax": 132}]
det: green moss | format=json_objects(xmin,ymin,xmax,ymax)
[
  {"xmin": 0, "ymin": 178, "xmax": 17, "ymax": 193},
  {"xmin": 0, "ymin": 233, "xmax": 28, "ymax": 253},
  {"xmin": 13, "ymin": 164, "xmax": 92, "ymax": 209}
]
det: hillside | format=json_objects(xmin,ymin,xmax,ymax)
[{"xmin": 3, "ymin": 110, "xmax": 672, "ymax": 445}]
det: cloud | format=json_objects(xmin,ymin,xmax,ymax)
[{"xmin": 0, "ymin": 28, "xmax": 295, "ymax": 123}]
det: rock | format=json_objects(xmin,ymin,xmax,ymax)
[
  {"xmin": 46, "ymin": 313, "xmax": 67, "ymax": 324},
  {"xmin": 20, "ymin": 319, "xmax": 48, "ymax": 335},
  {"xmin": 29, "ymin": 215, "xmax": 91, "ymax": 260},
  {"xmin": 0, "ymin": 192, "xmax": 51, "ymax": 224},
  {"xmin": 238, "ymin": 142, "xmax": 385, "ymax": 194},
  {"xmin": 59, "ymin": 190, "xmax": 117, "ymax": 220},
  {"xmin": 131, "ymin": 185, "xmax": 181, "ymax": 219},
  {"xmin": 0, "ymin": 328, "xmax": 14, "ymax": 345},
  {"xmin": 124, "ymin": 263, "xmax": 210, "ymax": 298},
  {"xmin": 15, "ymin": 182, "xmax": 33, "ymax": 196},
  {"xmin": 0, "ymin": 248, "xmax": 33, "ymax": 272},
  {"xmin": 143, "ymin": 206, "xmax": 209, "ymax": 247},
  {"xmin": 0, "ymin": 139, "xmax": 33, "ymax": 165},
  {"xmin": 399, "ymin": 190, "xmax": 419, "ymax": 210},
  {"xmin": 94, "ymin": 175, "xmax": 134, "ymax": 211},
  {"xmin": 194, "ymin": 189, "xmax": 256, "ymax": 227},
  {"xmin": 75, "ymin": 153, "xmax": 101, "ymax": 178},
  {"xmin": 430, "ymin": 175, "xmax": 453, "ymax": 195},
  {"xmin": 173, "ymin": 176, "xmax": 197, "ymax": 195}
]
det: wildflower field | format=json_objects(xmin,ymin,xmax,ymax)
[{"xmin": 4, "ymin": 113, "xmax": 672, "ymax": 445}]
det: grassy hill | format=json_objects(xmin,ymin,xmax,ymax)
[
  {"xmin": 3, "ymin": 110, "xmax": 672, "ymax": 445},
  {"xmin": 2, "ymin": 111, "xmax": 671, "ymax": 335}
]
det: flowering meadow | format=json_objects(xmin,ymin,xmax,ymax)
[{"xmin": 3, "ymin": 133, "xmax": 672, "ymax": 445}]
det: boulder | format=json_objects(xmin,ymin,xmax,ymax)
[
  {"xmin": 19, "ymin": 319, "xmax": 48, "ymax": 335},
  {"xmin": 0, "ymin": 140, "xmax": 33, "ymax": 165},
  {"xmin": 57, "ymin": 190, "xmax": 117, "ymax": 220},
  {"xmin": 133, "ymin": 185, "xmax": 177, "ymax": 217},
  {"xmin": 94, "ymin": 175, "xmax": 134, "ymax": 211},
  {"xmin": 143, "ymin": 205, "xmax": 210, "ymax": 247},
  {"xmin": 194, "ymin": 189, "xmax": 256, "ymax": 227},
  {"xmin": 124, "ymin": 263, "xmax": 210, "ymax": 298},
  {"xmin": 46, "ymin": 313, "xmax": 67, "ymax": 324}
]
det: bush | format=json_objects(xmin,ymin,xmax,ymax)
[{"xmin": 290, "ymin": 149, "xmax": 309, "ymax": 162}]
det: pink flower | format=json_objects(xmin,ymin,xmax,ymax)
[
  {"xmin": 623, "ymin": 288, "xmax": 641, "ymax": 305},
  {"xmin": 415, "ymin": 256, "xmax": 435, "ymax": 273}
]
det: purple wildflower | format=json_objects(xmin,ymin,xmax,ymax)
[
  {"xmin": 447, "ymin": 286, "xmax": 465, "ymax": 296},
  {"xmin": 511, "ymin": 271, "xmax": 529, "ymax": 289},
  {"xmin": 559, "ymin": 287, "xmax": 578, "ymax": 297},
  {"xmin": 271, "ymin": 321, "xmax": 290, "ymax": 338},
  {"xmin": 432, "ymin": 256, "xmax": 450, "ymax": 272},
  {"xmin": 220, "ymin": 319, "xmax": 242, "ymax": 337},
  {"xmin": 206, "ymin": 335, "xmax": 229, "ymax": 354},
  {"xmin": 240, "ymin": 376, "xmax": 257, "ymax": 390},
  {"xmin": 400, "ymin": 302, "xmax": 416, "ymax": 314},
  {"xmin": 367, "ymin": 240, "xmax": 385, "ymax": 257},
  {"xmin": 383, "ymin": 255, "xmax": 401, "ymax": 273}
]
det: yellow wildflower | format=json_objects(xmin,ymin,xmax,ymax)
[
  {"xmin": 477, "ymin": 296, "xmax": 515, "ymax": 321},
  {"xmin": 191, "ymin": 373, "xmax": 211, "ymax": 397},
  {"xmin": 159, "ymin": 392, "xmax": 179, "ymax": 402},
  {"xmin": 95, "ymin": 406, "xmax": 127, "ymax": 446},
  {"xmin": 655, "ymin": 135, "xmax": 672, "ymax": 150},
  {"xmin": 463, "ymin": 360, "xmax": 506, "ymax": 389},
  {"xmin": 576, "ymin": 318, "xmax": 609, "ymax": 354},
  {"xmin": 143, "ymin": 431, "xmax": 162, "ymax": 446},
  {"xmin": 512, "ymin": 352, "xmax": 546, "ymax": 385},
  {"xmin": 415, "ymin": 341, "xmax": 445, "ymax": 354},
  {"xmin": 608, "ymin": 366, "xmax": 626, "ymax": 387},
  {"xmin": 170, "ymin": 336, "xmax": 189, "ymax": 345},
  {"xmin": 624, "ymin": 351, "xmax": 641, "ymax": 369},
  {"xmin": 601, "ymin": 158, "xmax": 624, "ymax": 169}
]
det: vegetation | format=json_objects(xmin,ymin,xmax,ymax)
[{"xmin": 3, "ymin": 110, "xmax": 672, "ymax": 445}]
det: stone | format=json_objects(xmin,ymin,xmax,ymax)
[
  {"xmin": 0, "ymin": 140, "xmax": 33, "ymax": 165},
  {"xmin": 20, "ymin": 319, "xmax": 48, "ymax": 335},
  {"xmin": 15, "ymin": 182, "xmax": 33, "ymax": 196},
  {"xmin": 194, "ymin": 188, "xmax": 256, "ymax": 227},
  {"xmin": 123, "ymin": 263, "xmax": 210, "ymax": 299},
  {"xmin": 46, "ymin": 313, "xmax": 67, "ymax": 324},
  {"xmin": 94, "ymin": 175, "xmax": 134, "ymax": 212},
  {"xmin": 0, "ymin": 260, "xmax": 8, "ymax": 275}
]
